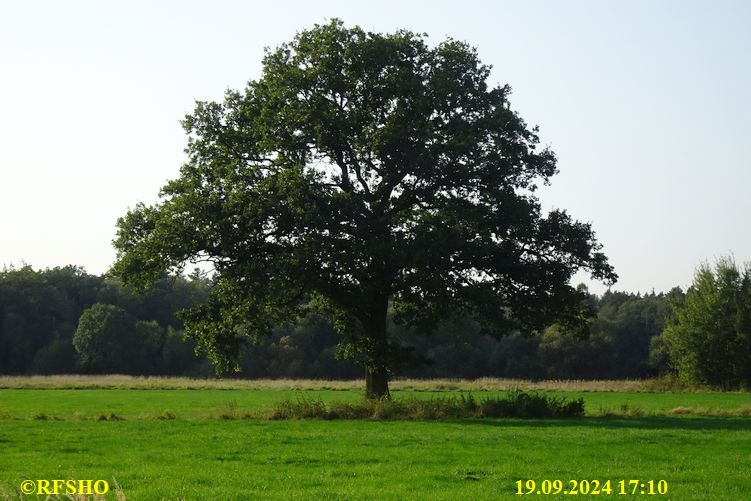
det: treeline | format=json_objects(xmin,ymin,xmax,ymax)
[
  {"xmin": 0, "ymin": 264, "xmax": 683, "ymax": 380},
  {"xmin": 0, "ymin": 266, "xmax": 212, "ymax": 376},
  {"xmin": 394, "ymin": 288, "xmax": 677, "ymax": 380}
]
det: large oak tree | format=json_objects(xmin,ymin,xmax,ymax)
[{"xmin": 112, "ymin": 20, "xmax": 616, "ymax": 398}]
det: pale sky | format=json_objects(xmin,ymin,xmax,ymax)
[{"xmin": 1, "ymin": 0, "xmax": 749, "ymax": 295}]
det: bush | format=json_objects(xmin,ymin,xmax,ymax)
[
  {"xmin": 268, "ymin": 391, "xmax": 584, "ymax": 420},
  {"xmin": 476, "ymin": 390, "xmax": 585, "ymax": 418}
]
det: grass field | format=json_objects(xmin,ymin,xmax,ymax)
[{"xmin": 1, "ymin": 377, "xmax": 749, "ymax": 500}]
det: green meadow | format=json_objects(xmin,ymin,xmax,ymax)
[{"xmin": 1, "ymin": 379, "xmax": 750, "ymax": 500}]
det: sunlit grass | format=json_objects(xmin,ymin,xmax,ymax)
[
  {"xmin": 0, "ymin": 387, "xmax": 749, "ymax": 421},
  {"xmin": 0, "ymin": 381, "xmax": 749, "ymax": 499},
  {"xmin": 1, "ymin": 417, "xmax": 749, "ymax": 500}
]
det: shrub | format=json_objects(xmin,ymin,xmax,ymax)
[
  {"xmin": 267, "ymin": 391, "xmax": 584, "ymax": 420},
  {"xmin": 477, "ymin": 390, "xmax": 585, "ymax": 418}
]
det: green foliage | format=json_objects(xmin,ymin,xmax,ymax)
[
  {"xmin": 73, "ymin": 303, "xmax": 185, "ymax": 375},
  {"xmin": 528, "ymin": 287, "xmax": 677, "ymax": 380},
  {"xmin": 0, "ymin": 266, "xmax": 212, "ymax": 376},
  {"xmin": 30, "ymin": 337, "xmax": 77, "ymax": 374},
  {"xmin": 268, "ymin": 391, "xmax": 584, "ymax": 420},
  {"xmin": 476, "ymin": 390, "xmax": 585, "ymax": 418},
  {"xmin": 601, "ymin": 290, "xmax": 675, "ymax": 376},
  {"xmin": 659, "ymin": 257, "xmax": 751, "ymax": 389},
  {"xmin": 111, "ymin": 20, "xmax": 615, "ymax": 395},
  {"xmin": 0, "ymin": 265, "xmax": 102, "ymax": 373},
  {"xmin": 537, "ymin": 323, "xmax": 612, "ymax": 379},
  {"xmin": 73, "ymin": 303, "xmax": 142, "ymax": 373},
  {"xmin": 1, "ymin": 264, "xmax": 680, "ymax": 380}
]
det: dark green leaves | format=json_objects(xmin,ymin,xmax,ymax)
[{"xmin": 111, "ymin": 20, "xmax": 616, "ymax": 375}]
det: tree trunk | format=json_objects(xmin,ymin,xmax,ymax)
[
  {"xmin": 365, "ymin": 363, "xmax": 390, "ymax": 399},
  {"xmin": 363, "ymin": 294, "xmax": 391, "ymax": 399}
]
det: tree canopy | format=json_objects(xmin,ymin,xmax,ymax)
[
  {"xmin": 112, "ymin": 20, "xmax": 616, "ymax": 397},
  {"xmin": 658, "ymin": 258, "xmax": 751, "ymax": 389}
]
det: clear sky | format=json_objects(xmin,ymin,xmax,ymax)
[{"xmin": 1, "ymin": 0, "xmax": 749, "ymax": 295}]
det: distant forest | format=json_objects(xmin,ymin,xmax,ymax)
[{"xmin": 0, "ymin": 264, "xmax": 682, "ymax": 380}]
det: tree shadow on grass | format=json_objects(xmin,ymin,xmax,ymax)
[{"xmin": 451, "ymin": 416, "xmax": 751, "ymax": 431}]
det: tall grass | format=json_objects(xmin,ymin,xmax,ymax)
[
  {"xmin": 267, "ymin": 391, "xmax": 585, "ymax": 420},
  {"xmin": 0, "ymin": 375, "xmax": 722, "ymax": 392}
]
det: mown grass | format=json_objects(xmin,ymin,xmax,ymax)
[
  {"xmin": 0, "ymin": 387, "xmax": 749, "ymax": 421},
  {"xmin": 0, "ymin": 379, "xmax": 749, "ymax": 499},
  {"xmin": 1, "ymin": 417, "xmax": 749, "ymax": 500}
]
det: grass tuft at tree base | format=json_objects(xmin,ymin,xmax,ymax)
[{"xmin": 268, "ymin": 391, "xmax": 585, "ymax": 420}]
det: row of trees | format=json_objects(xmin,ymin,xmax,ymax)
[
  {"xmin": 2, "ymin": 260, "xmax": 749, "ymax": 388},
  {"xmin": 232, "ymin": 288, "xmax": 677, "ymax": 381},
  {"xmin": 0, "ymin": 263, "xmax": 675, "ymax": 380},
  {"xmin": 0, "ymin": 265, "xmax": 210, "ymax": 376}
]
